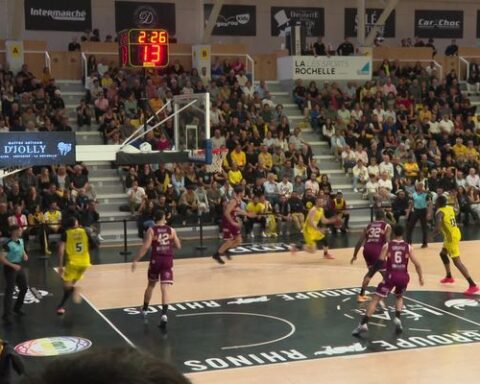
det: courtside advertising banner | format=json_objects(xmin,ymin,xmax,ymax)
[
  {"xmin": 277, "ymin": 56, "xmax": 372, "ymax": 81},
  {"xmin": 414, "ymin": 10, "xmax": 463, "ymax": 38},
  {"xmin": 0, "ymin": 132, "xmax": 76, "ymax": 167},
  {"xmin": 24, "ymin": 0, "xmax": 92, "ymax": 31},
  {"xmin": 271, "ymin": 7, "xmax": 324, "ymax": 37},
  {"xmin": 115, "ymin": 1, "xmax": 176, "ymax": 33},
  {"xmin": 204, "ymin": 4, "xmax": 256, "ymax": 36},
  {"xmin": 344, "ymin": 8, "xmax": 396, "ymax": 38}
]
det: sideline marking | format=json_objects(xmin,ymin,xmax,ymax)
[
  {"xmin": 81, "ymin": 293, "xmax": 137, "ymax": 349},
  {"xmin": 408, "ymin": 328, "xmax": 432, "ymax": 332},
  {"xmin": 176, "ymin": 311, "xmax": 295, "ymax": 350},
  {"xmin": 369, "ymin": 322, "xmax": 387, "ymax": 328},
  {"xmin": 403, "ymin": 296, "xmax": 480, "ymax": 327}
]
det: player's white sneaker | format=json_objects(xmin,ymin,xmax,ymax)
[
  {"xmin": 141, "ymin": 310, "xmax": 148, "ymax": 323},
  {"xmin": 393, "ymin": 317, "xmax": 403, "ymax": 334},
  {"xmin": 352, "ymin": 323, "xmax": 368, "ymax": 336}
]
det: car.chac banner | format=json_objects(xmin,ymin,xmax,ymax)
[
  {"xmin": 0, "ymin": 132, "xmax": 76, "ymax": 167},
  {"xmin": 277, "ymin": 56, "xmax": 372, "ymax": 81},
  {"xmin": 344, "ymin": 8, "xmax": 396, "ymax": 38},
  {"xmin": 204, "ymin": 4, "xmax": 256, "ymax": 36},
  {"xmin": 115, "ymin": 1, "xmax": 176, "ymax": 34},
  {"xmin": 24, "ymin": 0, "xmax": 92, "ymax": 31},
  {"xmin": 414, "ymin": 10, "xmax": 463, "ymax": 38},
  {"xmin": 271, "ymin": 7, "xmax": 324, "ymax": 37}
]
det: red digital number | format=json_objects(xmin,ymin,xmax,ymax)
[{"xmin": 143, "ymin": 45, "xmax": 161, "ymax": 64}]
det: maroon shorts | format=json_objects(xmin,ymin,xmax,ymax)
[
  {"xmin": 222, "ymin": 220, "xmax": 241, "ymax": 240},
  {"xmin": 148, "ymin": 257, "xmax": 173, "ymax": 284},
  {"xmin": 375, "ymin": 272, "xmax": 410, "ymax": 297},
  {"xmin": 363, "ymin": 244, "xmax": 384, "ymax": 269}
]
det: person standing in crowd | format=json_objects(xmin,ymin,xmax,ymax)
[
  {"xmin": 406, "ymin": 182, "xmax": 430, "ymax": 248},
  {"xmin": 1, "ymin": 226, "xmax": 29, "ymax": 324}
]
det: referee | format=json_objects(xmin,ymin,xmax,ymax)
[
  {"xmin": 0, "ymin": 225, "xmax": 29, "ymax": 324},
  {"xmin": 406, "ymin": 182, "xmax": 430, "ymax": 248}
]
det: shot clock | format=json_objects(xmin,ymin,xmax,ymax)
[{"xmin": 118, "ymin": 29, "xmax": 169, "ymax": 68}]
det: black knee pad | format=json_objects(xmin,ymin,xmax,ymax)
[{"xmin": 440, "ymin": 250, "xmax": 450, "ymax": 265}]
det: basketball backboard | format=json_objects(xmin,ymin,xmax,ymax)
[{"xmin": 173, "ymin": 93, "xmax": 211, "ymax": 163}]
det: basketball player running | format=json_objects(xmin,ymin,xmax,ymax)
[
  {"xmin": 434, "ymin": 195, "xmax": 479, "ymax": 295},
  {"xmin": 291, "ymin": 197, "xmax": 341, "ymax": 259},
  {"xmin": 352, "ymin": 224, "xmax": 424, "ymax": 336},
  {"xmin": 132, "ymin": 210, "xmax": 181, "ymax": 328},
  {"xmin": 351, "ymin": 210, "xmax": 391, "ymax": 302},
  {"xmin": 213, "ymin": 185, "xmax": 251, "ymax": 264},
  {"xmin": 57, "ymin": 217, "xmax": 94, "ymax": 315}
]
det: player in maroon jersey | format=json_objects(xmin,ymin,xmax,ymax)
[
  {"xmin": 212, "ymin": 185, "xmax": 251, "ymax": 264},
  {"xmin": 132, "ymin": 210, "xmax": 181, "ymax": 328},
  {"xmin": 352, "ymin": 224, "xmax": 424, "ymax": 336},
  {"xmin": 351, "ymin": 210, "xmax": 392, "ymax": 302}
]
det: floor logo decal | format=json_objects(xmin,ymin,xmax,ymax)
[
  {"xmin": 101, "ymin": 288, "xmax": 480, "ymax": 373},
  {"xmin": 15, "ymin": 336, "xmax": 92, "ymax": 357}
]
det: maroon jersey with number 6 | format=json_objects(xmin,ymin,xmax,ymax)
[
  {"xmin": 376, "ymin": 240, "xmax": 411, "ymax": 297},
  {"xmin": 363, "ymin": 221, "xmax": 388, "ymax": 267},
  {"xmin": 148, "ymin": 225, "xmax": 174, "ymax": 283}
]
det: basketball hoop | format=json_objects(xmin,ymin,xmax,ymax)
[{"xmin": 190, "ymin": 147, "xmax": 228, "ymax": 174}]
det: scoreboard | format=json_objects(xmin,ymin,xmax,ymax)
[{"xmin": 118, "ymin": 29, "xmax": 169, "ymax": 68}]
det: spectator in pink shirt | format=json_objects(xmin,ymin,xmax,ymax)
[{"xmin": 382, "ymin": 77, "xmax": 397, "ymax": 96}]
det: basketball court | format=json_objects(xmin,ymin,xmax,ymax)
[{"xmin": 9, "ymin": 238, "xmax": 480, "ymax": 383}]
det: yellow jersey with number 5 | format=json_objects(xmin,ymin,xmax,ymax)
[
  {"xmin": 438, "ymin": 206, "xmax": 461, "ymax": 242},
  {"xmin": 63, "ymin": 227, "xmax": 91, "ymax": 267}
]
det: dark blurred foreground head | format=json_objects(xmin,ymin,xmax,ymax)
[{"xmin": 23, "ymin": 348, "xmax": 191, "ymax": 384}]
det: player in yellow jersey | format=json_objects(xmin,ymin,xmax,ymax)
[
  {"xmin": 291, "ymin": 197, "xmax": 341, "ymax": 259},
  {"xmin": 56, "ymin": 217, "xmax": 95, "ymax": 315},
  {"xmin": 433, "ymin": 195, "xmax": 479, "ymax": 295}
]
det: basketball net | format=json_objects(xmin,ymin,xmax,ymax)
[{"xmin": 190, "ymin": 147, "xmax": 228, "ymax": 174}]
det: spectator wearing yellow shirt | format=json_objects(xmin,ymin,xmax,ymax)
[
  {"xmin": 258, "ymin": 145, "xmax": 273, "ymax": 170},
  {"xmin": 230, "ymin": 144, "xmax": 246, "ymax": 169},
  {"xmin": 452, "ymin": 137, "xmax": 468, "ymax": 159},
  {"xmin": 403, "ymin": 155, "xmax": 420, "ymax": 179},
  {"xmin": 101, "ymin": 72, "xmax": 114, "ymax": 89},
  {"xmin": 227, "ymin": 163, "xmax": 243, "ymax": 186},
  {"xmin": 418, "ymin": 105, "xmax": 432, "ymax": 123},
  {"xmin": 245, "ymin": 195, "xmax": 266, "ymax": 238},
  {"xmin": 465, "ymin": 140, "xmax": 479, "ymax": 160}
]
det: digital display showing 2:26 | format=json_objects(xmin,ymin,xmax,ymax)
[{"xmin": 118, "ymin": 29, "xmax": 169, "ymax": 68}]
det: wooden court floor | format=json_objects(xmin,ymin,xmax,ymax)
[{"xmin": 80, "ymin": 241, "xmax": 480, "ymax": 384}]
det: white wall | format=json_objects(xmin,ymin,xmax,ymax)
[{"xmin": 3, "ymin": 0, "xmax": 480, "ymax": 53}]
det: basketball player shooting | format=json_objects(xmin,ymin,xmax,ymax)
[{"xmin": 132, "ymin": 210, "xmax": 181, "ymax": 329}]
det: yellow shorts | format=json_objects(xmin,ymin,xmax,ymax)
[
  {"xmin": 303, "ymin": 227, "xmax": 325, "ymax": 247},
  {"xmin": 63, "ymin": 264, "xmax": 89, "ymax": 282},
  {"xmin": 443, "ymin": 238, "xmax": 461, "ymax": 258}
]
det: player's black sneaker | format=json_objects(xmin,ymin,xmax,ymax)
[{"xmin": 212, "ymin": 254, "xmax": 225, "ymax": 264}]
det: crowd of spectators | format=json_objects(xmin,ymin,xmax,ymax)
[
  {"xmin": 0, "ymin": 64, "xmax": 102, "ymax": 249},
  {"xmin": 0, "ymin": 164, "xmax": 101, "ymax": 252}
]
